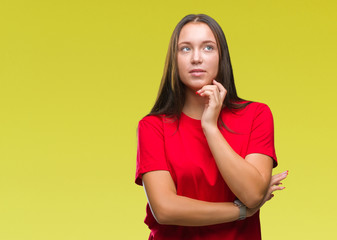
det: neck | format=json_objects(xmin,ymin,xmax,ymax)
[{"xmin": 182, "ymin": 88, "xmax": 206, "ymax": 120}]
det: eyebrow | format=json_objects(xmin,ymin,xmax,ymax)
[{"xmin": 178, "ymin": 40, "xmax": 216, "ymax": 45}]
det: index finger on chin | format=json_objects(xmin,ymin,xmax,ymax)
[{"xmin": 213, "ymin": 80, "xmax": 226, "ymax": 92}]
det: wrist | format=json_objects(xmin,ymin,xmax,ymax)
[
  {"xmin": 201, "ymin": 123, "xmax": 219, "ymax": 135},
  {"xmin": 246, "ymin": 205, "xmax": 260, "ymax": 218},
  {"xmin": 234, "ymin": 199, "xmax": 247, "ymax": 220}
]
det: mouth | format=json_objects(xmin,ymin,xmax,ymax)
[{"xmin": 189, "ymin": 69, "xmax": 206, "ymax": 77}]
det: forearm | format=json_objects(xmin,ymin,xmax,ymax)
[
  {"xmin": 203, "ymin": 126, "xmax": 270, "ymax": 208},
  {"xmin": 149, "ymin": 193, "xmax": 240, "ymax": 226},
  {"xmin": 142, "ymin": 171, "xmax": 241, "ymax": 226}
]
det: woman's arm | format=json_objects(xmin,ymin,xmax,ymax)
[
  {"xmin": 203, "ymin": 128, "xmax": 273, "ymax": 208},
  {"xmin": 142, "ymin": 170, "xmax": 240, "ymax": 226},
  {"xmin": 142, "ymin": 170, "xmax": 287, "ymax": 226},
  {"xmin": 197, "ymin": 80, "xmax": 276, "ymax": 208},
  {"xmin": 248, "ymin": 171, "xmax": 288, "ymax": 213}
]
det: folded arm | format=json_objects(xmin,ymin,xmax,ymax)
[
  {"xmin": 142, "ymin": 170, "xmax": 240, "ymax": 226},
  {"xmin": 198, "ymin": 81, "xmax": 275, "ymax": 208},
  {"xmin": 142, "ymin": 170, "xmax": 287, "ymax": 226},
  {"xmin": 203, "ymin": 127, "xmax": 273, "ymax": 208}
]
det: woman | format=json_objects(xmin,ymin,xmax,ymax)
[{"xmin": 135, "ymin": 14, "xmax": 287, "ymax": 240}]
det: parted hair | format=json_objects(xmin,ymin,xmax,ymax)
[{"xmin": 150, "ymin": 14, "xmax": 251, "ymax": 122}]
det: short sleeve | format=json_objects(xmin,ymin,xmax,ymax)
[
  {"xmin": 246, "ymin": 104, "xmax": 278, "ymax": 167},
  {"xmin": 135, "ymin": 116, "xmax": 169, "ymax": 185}
]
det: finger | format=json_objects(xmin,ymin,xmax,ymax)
[
  {"xmin": 212, "ymin": 79, "xmax": 226, "ymax": 92},
  {"xmin": 272, "ymin": 171, "xmax": 288, "ymax": 180},
  {"xmin": 265, "ymin": 191, "xmax": 276, "ymax": 202},
  {"xmin": 198, "ymin": 85, "xmax": 219, "ymax": 94},
  {"xmin": 212, "ymin": 80, "xmax": 227, "ymax": 101},
  {"xmin": 199, "ymin": 89, "xmax": 218, "ymax": 106},
  {"xmin": 266, "ymin": 194, "xmax": 273, "ymax": 201},
  {"xmin": 199, "ymin": 88, "xmax": 220, "ymax": 104},
  {"xmin": 271, "ymin": 178, "xmax": 284, "ymax": 185},
  {"xmin": 271, "ymin": 171, "xmax": 288, "ymax": 184},
  {"xmin": 269, "ymin": 185, "xmax": 286, "ymax": 193}
]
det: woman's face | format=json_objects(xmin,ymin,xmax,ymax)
[{"xmin": 177, "ymin": 22, "xmax": 219, "ymax": 92}]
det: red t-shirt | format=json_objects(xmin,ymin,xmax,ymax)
[{"xmin": 135, "ymin": 102, "xmax": 277, "ymax": 240}]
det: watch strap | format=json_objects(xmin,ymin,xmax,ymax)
[{"xmin": 234, "ymin": 199, "xmax": 246, "ymax": 221}]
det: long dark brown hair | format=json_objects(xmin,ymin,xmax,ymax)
[{"xmin": 150, "ymin": 14, "xmax": 251, "ymax": 125}]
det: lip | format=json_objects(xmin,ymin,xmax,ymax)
[
  {"xmin": 189, "ymin": 69, "xmax": 206, "ymax": 77},
  {"xmin": 189, "ymin": 69, "xmax": 206, "ymax": 73}
]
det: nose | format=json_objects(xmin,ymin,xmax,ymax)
[{"xmin": 191, "ymin": 49, "xmax": 202, "ymax": 64}]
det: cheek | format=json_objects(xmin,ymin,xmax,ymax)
[
  {"xmin": 210, "ymin": 56, "xmax": 219, "ymax": 75},
  {"xmin": 178, "ymin": 55, "xmax": 187, "ymax": 65},
  {"xmin": 204, "ymin": 53, "xmax": 219, "ymax": 67},
  {"xmin": 177, "ymin": 57, "xmax": 188, "ymax": 76}
]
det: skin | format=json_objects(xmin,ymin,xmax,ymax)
[
  {"xmin": 197, "ymin": 79, "xmax": 274, "ymax": 208},
  {"xmin": 142, "ymin": 22, "xmax": 287, "ymax": 226},
  {"xmin": 177, "ymin": 22, "xmax": 219, "ymax": 92}
]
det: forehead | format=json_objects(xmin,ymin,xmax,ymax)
[{"xmin": 178, "ymin": 22, "xmax": 216, "ymax": 43}]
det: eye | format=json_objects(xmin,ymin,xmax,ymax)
[
  {"xmin": 180, "ymin": 46, "xmax": 191, "ymax": 52},
  {"xmin": 204, "ymin": 45, "xmax": 214, "ymax": 51}
]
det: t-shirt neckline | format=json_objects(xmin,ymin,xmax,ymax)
[{"xmin": 181, "ymin": 112, "xmax": 202, "ymax": 128}]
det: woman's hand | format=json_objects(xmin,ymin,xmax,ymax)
[
  {"xmin": 247, "ymin": 171, "xmax": 288, "ymax": 217},
  {"xmin": 196, "ymin": 80, "xmax": 227, "ymax": 130}
]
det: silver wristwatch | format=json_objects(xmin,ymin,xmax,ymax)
[{"xmin": 234, "ymin": 199, "xmax": 246, "ymax": 220}]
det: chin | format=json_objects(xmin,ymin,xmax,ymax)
[
  {"xmin": 186, "ymin": 82, "xmax": 210, "ymax": 92},
  {"xmin": 181, "ymin": 76, "xmax": 213, "ymax": 91},
  {"xmin": 197, "ymin": 78, "xmax": 213, "ymax": 87}
]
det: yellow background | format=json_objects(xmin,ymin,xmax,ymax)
[{"xmin": 1, "ymin": 0, "xmax": 336, "ymax": 239}]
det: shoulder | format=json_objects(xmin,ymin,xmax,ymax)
[
  {"xmin": 234, "ymin": 101, "xmax": 273, "ymax": 118},
  {"xmin": 249, "ymin": 101, "xmax": 272, "ymax": 113},
  {"xmin": 139, "ymin": 114, "xmax": 178, "ymax": 126},
  {"xmin": 244, "ymin": 102, "xmax": 275, "ymax": 130},
  {"xmin": 139, "ymin": 114, "xmax": 163, "ymax": 125},
  {"xmin": 222, "ymin": 102, "xmax": 274, "ymax": 129},
  {"xmin": 138, "ymin": 115, "xmax": 164, "ymax": 133},
  {"xmin": 224, "ymin": 101, "xmax": 272, "ymax": 115},
  {"xmin": 138, "ymin": 114, "xmax": 178, "ymax": 135}
]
